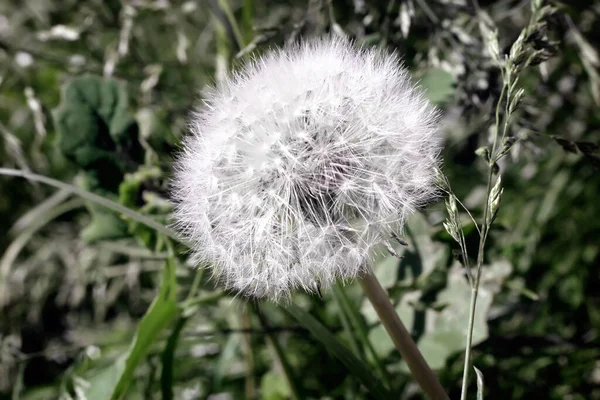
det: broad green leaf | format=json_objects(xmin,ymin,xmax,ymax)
[
  {"xmin": 284, "ymin": 303, "xmax": 391, "ymax": 400},
  {"xmin": 416, "ymin": 269, "xmax": 491, "ymax": 369},
  {"xmin": 371, "ymin": 213, "xmax": 448, "ymax": 290},
  {"xmin": 52, "ymin": 75, "xmax": 144, "ymax": 241},
  {"xmin": 52, "ymin": 75, "xmax": 140, "ymax": 174},
  {"xmin": 474, "ymin": 366, "xmax": 485, "ymax": 400},
  {"xmin": 85, "ymin": 257, "xmax": 179, "ymax": 400},
  {"xmin": 419, "ymin": 68, "xmax": 456, "ymax": 104}
]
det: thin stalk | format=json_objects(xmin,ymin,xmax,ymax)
[
  {"xmin": 0, "ymin": 168, "xmax": 181, "ymax": 242},
  {"xmin": 459, "ymin": 168, "xmax": 492, "ymax": 400},
  {"xmin": 240, "ymin": 304, "xmax": 258, "ymax": 400},
  {"xmin": 251, "ymin": 303, "xmax": 303, "ymax": 400},
  {"xmin": 161, "ymin": 268, "xmax": 210, "ymax": 400},
  {"xmin": 187, "ymin": 268, "xmax": 205, "ymax": 300},
  {"xmin": 460, "ymin": 69, "xmax": 508, "ymax": 400},
  {"xmin": 218, "ymin": 0, "xmax": 245, "ymax": 50},
  {"xmin": 359, "ymin": 267, "xmax": 448, "ymax": 400},
  {"xmin": 333, "ymin": 283, "xmax": 392, "ymax": 388},
  {"xmin": 331, "ymin": 285, "xmax": 364, "ymax": 358}
]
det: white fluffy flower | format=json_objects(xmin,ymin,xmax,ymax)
[{"xmin": 172, "ymin": 37, "xmax": 441, "ymax": 301}]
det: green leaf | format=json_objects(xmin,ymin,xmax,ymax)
[
  {"xmin": 53, "ymin": 75, "xmax": 136, "ymax": 162},
  {"xmin": 474, "ymin": 366, "xmax": 485, "ymax": 400},
  {"xmin": 52, "ymin": 74, "xmax": 142, "ymax": 191},
  {"xmin": 85, "ymin": 256, "xmax": 179, "ymax": 400},
  {"xmin": 419, "ymin": 68, "xmax": 456, "ymax": 104},
  {"xmin": 284, "ymin": 303, "xmax": 391, "ymax": 400}
]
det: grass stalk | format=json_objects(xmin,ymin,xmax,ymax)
[
  {"xmin": 251, "ymin": 303, "xmax": 303, "ymax": 400},
  {"xmin": 332, "ymin": 283, "xmax": 392, "ymax": 388},
  {"xmin": 331, "ymin": 285, "xmax": 364, "ymax": 358}
]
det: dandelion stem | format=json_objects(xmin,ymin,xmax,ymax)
[{"xmin": 359, "ymin": 267, "xmax": 448, "ymax": 400}]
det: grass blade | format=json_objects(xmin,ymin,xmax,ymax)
[
  {"xmin": 332, "ymin": 283, "xmax": 392, "ymax": 388},
  {"xmin": 474, "ymin": 366, "xmax": 485, "ymax": 400},
  {"xmin": 0, "ymin": 168, "xmax": 180, "ymax": 242},
  {"xmin": 331, "ymin": 286, "xmax": 363, "ymax": 358},
  {"xmin": 284, "ymin": 303, "xmax": 391, "ymax": 400},
  {"xmin": 160, "ymin": 317, "xmax": 188, "ymax": 400}
]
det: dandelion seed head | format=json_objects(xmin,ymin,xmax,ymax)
[{"xmin": 172, "ymin": 37, "xmax": 441, "ymax": 302}]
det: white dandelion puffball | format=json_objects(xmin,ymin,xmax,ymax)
[{"xmin": 173, "ymin": 37, "xmax": 441, "ymax": 301}]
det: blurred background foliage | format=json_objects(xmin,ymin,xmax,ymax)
[{"xmin": 0, "ymin": 0, "xmax": 599, "ymax": 399}]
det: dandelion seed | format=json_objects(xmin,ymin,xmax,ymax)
[{"xmin": 172, "ymin": 37, "xmax": 441, "ymax": 302}]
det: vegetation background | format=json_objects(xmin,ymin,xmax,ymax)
[{"xmin": 0, "ymin": 0, "xmax": 598, "ymax": 399}]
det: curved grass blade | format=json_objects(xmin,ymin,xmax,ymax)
[
  {"xmin": 161, "ymin": 268, "xmax": 208, "ymax": 400},
  {"xmin": 474, "ymin": 366, "xmax": 485, "ymax": 400},
  {"xmin": 0, "ymin": 168, "xmax": 180, "ymax": 242},
  {"xmin": 284, "ymin": 303, "xmax": 391, "ymax": 400},
  {"xmin": 0, "ymin": 198, "xmax": 84, "ymax": 306}
]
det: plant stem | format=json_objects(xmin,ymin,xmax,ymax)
[
  {"xmin": 332, "ymin": 285, "xmax": 364, "ymax": 358},
  {"xmin": 460, "ymin": 164, "xmax": 493, "ymax": 399},
  {"xmin": 460, "ymin": 62, "xmax": 509, "ymax": 399},
  {"xmin": 240, "ymin": 304, "xmax": 258, "ymax": 400},
  {"xmin": 333, "ymin": 283, "xmax": 392, "ymax": 388},
  {"xmin": 359, "ymin": 267, "xmax": 448, "ymax": 400},
  {"xmin": 252, "ymin": 303, "xmax": 303, "ymax": 400}
]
